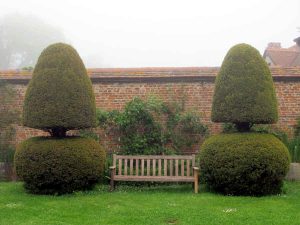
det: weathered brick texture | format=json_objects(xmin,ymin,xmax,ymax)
[{"xmin": 1, "ymin": 67, "xmax": 300, "ymax": 154}]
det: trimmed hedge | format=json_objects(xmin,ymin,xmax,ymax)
[
  {"xmin": 199, "ymin": 133, "xmax": 290, "ymax": 196},
  {"xmin": 211, "ymin": 44, "xmax": 278, "ymax": 126},
  {"xmin": 23, "ymin": 43, "xmax": 96, "ymax": 131},
  {"xmin": 15, "ymin": 137, "xmax": 106, "ymax": 195}
]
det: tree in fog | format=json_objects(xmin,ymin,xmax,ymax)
[{"xmin": 0, "ymin": 13, "xmax": 65, "ymax": 69}]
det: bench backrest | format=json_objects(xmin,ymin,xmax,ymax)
[{"xmin": 112, "ymin": 154, "xmax": 196, "ymax": 177}]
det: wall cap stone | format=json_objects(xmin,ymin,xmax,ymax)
[{"xmin": 1, "ymin": 66, "xmax": 300, "ymax": 84}]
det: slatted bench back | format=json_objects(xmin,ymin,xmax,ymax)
[{"xmin": 113, "ymin": 154, "xmax": 195, "ymax": 178}]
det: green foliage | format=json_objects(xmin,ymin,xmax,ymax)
[
  {"xmin": 199, "ymin": 133, "xmax": 290, "ymax": 196},
  {"xmin": 102, "ymin": 153, "xmax": 114, "ymax": 183},
  {"xmin": 222, "ymin": 123, "xmax": 289, "ymax": 146},
  {"xmin": 165, "ymin": 110, "xmax": 208, "ymax": 152},
  {"xmin": 0, "ymin": 145, "xmax": 15, "ymax": 182},
  {"xmin": 250, "ymin": 124, "xmax": 289, "ymax": 146},
  {"xmin": 221, "ymin": 123, "xmax": 238, "ymax": 133},
  {"xmin": 98, "ymin": 96, "xmax": 208, "ymax": 155},
  {"xmin": 0, "ymin": 126, "xmax": 16, "ymax": 164},
  {"xmin": 18, "ymin": 43, "xmax": 103, "ymax": 195},
  {"xmin": 79, "ymin": 129, "xmax": 100, "ymax": 141},
  {"xmin": 212, "ymin": 44, "xmax": 278, "ymax": 130},
  {"xmin": 287, "ymin": 117, "xmax": 300, "ymax": 162},
  {"xmin": 23, "ymin": 43, "xmax": 96, "ymax": 136},
  {"xmin": 99, "ymin": 97, "xmax": 164, "ymax": 155},
  {"xmin": 117, "ymin": 98, "xmax": 164, "ymax": 154},
  {"xmin": 14, "ymin": 137, "xmax": 106, "ymax": 195},
  {"xmin": 286, "ymin": 137, "xmax": 300, "ymax": 163},
  {"xmin": 0, "ymin": 147, "xmax": 15, "ymax": 163}
]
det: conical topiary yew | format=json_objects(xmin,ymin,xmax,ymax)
[
  {"xmin": 211, "ymin": 43, "xmax": 278, "ymax": 131},
  {"xmin": 16, "ymin": 43, "xmax": 106, "ymax": 195},
  {"xmin": 199, "ymin": 43, "xmax": 290, "ymax": 196},
  {"xmin": 23, "ymin": 43, "xmax": 96, "ymax": 137}
]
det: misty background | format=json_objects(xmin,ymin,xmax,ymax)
[{"xmin": 0, "ymin": 0, "xmax": 299, "ymax": 69}]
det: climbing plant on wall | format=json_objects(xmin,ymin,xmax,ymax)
[{"xmin": 97, "ymin": 96, "xmax": 208, "ymax": 155}]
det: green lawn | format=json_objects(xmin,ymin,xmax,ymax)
[{"xmin": 0, "ymin": 182, "xmax": 300, "ymax": 225}]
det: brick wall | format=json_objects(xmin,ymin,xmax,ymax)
[{"xmin": 1, "ymin": 67, "xmax": 300, "ymax": 154}]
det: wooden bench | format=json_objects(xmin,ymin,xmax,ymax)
[{"xmin": 109, "ymin": 154, "xmax": 199, "ymax": 193}]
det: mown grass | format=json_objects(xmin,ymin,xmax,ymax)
[{"xmin": 0, "ymin": 182, "xmax": 300, "ymax": 225}]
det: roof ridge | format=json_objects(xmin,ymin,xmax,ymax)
[{"xmin": 266, "ymin": 48, "xmax": 299, "ymax": 52}]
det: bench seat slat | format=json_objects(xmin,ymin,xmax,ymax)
[{"xmin": 114, "ymin": 175, "xmax": 194, "ymax": 182}]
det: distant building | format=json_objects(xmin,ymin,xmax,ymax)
[{"xmin": 263, "ymin": 37, "xmax": 300, "ymax": 66}]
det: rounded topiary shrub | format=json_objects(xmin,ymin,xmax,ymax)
[
  {"xmin": 199, "ymin": 133, "xmax": 290, "ymax": 196},
  {"xmin": 15, "ymin": 137, "xmax": 106, "ymax": 195},
  {"xmin": 211, "ymin": 43, "xmax": 278, "ymax": 131},
  {"xmin": 23, "ymin": 43, "xmax": 96, "ymax": 133}
]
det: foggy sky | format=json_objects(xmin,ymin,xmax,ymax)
[{"xmin": 0, "ymin": 0, "xmax": 299, "ymax": 68}]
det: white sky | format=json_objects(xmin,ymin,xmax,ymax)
[{"xmin": 0, "ymin": 0, "xmax": 299, "ymax": 68}]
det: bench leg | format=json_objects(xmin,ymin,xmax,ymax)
[
  {"xmin": 110, "ymin": 179, "xmax": 115, "ymax": 191},
  {"xmin": 110, "ymin": 167, "xmax": 116, "ymax": 192},
  {"xmin": 193, "ymin": 167, "xmax": 199, "ymax": 194},
  {"xmin": 194, "ymin": 179, "xmax": 198, "ymax": 194}
]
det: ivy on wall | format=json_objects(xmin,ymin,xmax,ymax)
[{"xmin": 97, "ymin": 96, "xmax": 208, "ymax": 155}]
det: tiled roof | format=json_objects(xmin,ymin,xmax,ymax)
[
  {"xmin": 292, "ymin": 54, "xmax": 300, "ymax": 66},
  {"xmin": 1, "ymin": 67, "xmax": 300, "ymax": 79},
  {"xmin": 264, "ymin": 44, "xmax": 300, "ymax": 66}
]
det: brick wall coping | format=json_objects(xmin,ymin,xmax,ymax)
[{"xmin": 1, "ymin": 66, "xmax": 300, "ymax": 84}]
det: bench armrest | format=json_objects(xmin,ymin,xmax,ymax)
[
  {"xmin": 109, "ymin": 166, "xmax": 116, "ymax": 170},
  {"xmin": 193, "ymin": 167, "xmax": 199, "ymax": 176},
  {"xmin": 193, "ymin": 167, "xmax": 199, "ymax": 171}
]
